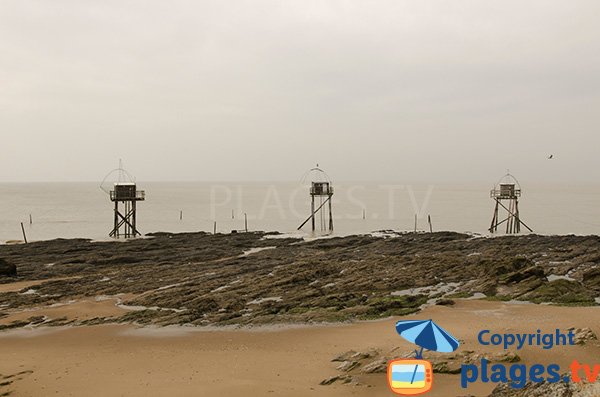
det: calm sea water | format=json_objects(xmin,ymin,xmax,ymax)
[{"xmin": 1, "ymin": 182, "xmax": 599, "ymax": 242}]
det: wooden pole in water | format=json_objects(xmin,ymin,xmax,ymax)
[
  {"xmin": 297, "ymin": 196, "xmax": 331, "ymax": 231},
  {"xmin": 20, "ymin": 222, "xmax": 28, "ymax": 244},
  {"xmin": 213, "ymin": 221, "xmax": 217, "ymax": 234},
  {"xmin": 232, "ymin": 209, "xmax": 234, "ymax": 219},
  {"xmin": 244, "ymin": 213, "xmax": 248, "ymax": 232},
  {"xmin": 180, "ymin": 210, "xmax": 183, "ymax": 220},
  {"xmin": 414, "ymin": 214, "xmax": 417, "ymax": 233},
  {"xmin": 311, "ymin": 196, "xmax": 315, "ymax": 232},
  {"xmin": 29, "ymin": 214, "xmax": 32, "ymax": 225},
  {"xmin": 363, "ymin": 209, "xmax": 365, "ymax": 220},
  {"xmin": 328, "ymin": 194, "xmax": 333, "ymax": 231},
  {"xmin": 428, "ymin": 215, "xmax": 433, "ymax": 233}
]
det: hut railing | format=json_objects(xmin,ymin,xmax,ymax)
[{"xmin": 110, "ymin": 190, "xmax": 146, "ymax": 201}]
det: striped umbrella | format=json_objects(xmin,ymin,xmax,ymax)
[{"xmin": 395, "ymin": 319, "xmax": 459, "ymax": 358}]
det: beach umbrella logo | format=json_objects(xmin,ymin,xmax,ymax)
[{"xmin": 387, "ymin": 319, "xmax": 460, "ymax": 395}]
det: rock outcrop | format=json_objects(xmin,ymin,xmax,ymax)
[
  {"xmin": 0, "ymin": 258, "xmax": 16, "ymax": 277},
  {"xmin": 1, "ymin": 232, "xmax": 600, "ymax": 327}
]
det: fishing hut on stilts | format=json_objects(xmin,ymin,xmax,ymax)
[
  {"xmin": 489, "ymin": 172, "xmax": 532, "ymax": 234},
  {"xmin": 100, "ymin": 161, "xmax": 145, "ymax": 238},
  {"xmin": 297, "ymin": 166, "xmax": 334, "ymax": 233}
]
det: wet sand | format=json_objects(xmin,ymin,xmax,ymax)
[
  {"xmin": 0, "ymin": 277, "xmax": 80, "ymax": 293},
  {"xmin": 1, "ymin": 300, "xmax": 598, "ymax": 397}
]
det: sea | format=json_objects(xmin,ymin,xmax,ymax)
[{"xmin": 1, "ymin": 182, "xmax": 599, "ymax": 243}]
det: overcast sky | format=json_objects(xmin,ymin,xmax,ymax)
[{"xmin": 1, "ymin": 1, "xmax": 599, "ymax": 183}]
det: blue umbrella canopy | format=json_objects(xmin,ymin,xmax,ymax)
[{"xmin": 395, "ymin": 319, "xmax": 459, "ymax": 357}]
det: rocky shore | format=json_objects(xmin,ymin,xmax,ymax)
[{"xmin": 1, "ymin": 231, "xmax": 599, "ymax": 330}]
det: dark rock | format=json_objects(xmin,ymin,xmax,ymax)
[
  {"xmin": 319, "ymin": 376, "xmax": 340, "ymax": 386},
  {"xmin": 491, "ymin": 257, "xmax": 533, "ymax": 276},
  {"xmin": 28, "ymin": 315, "xmax": 46, "ymax": 325},
  {"xmin": 493, "ymin": 265, "xmax": 546, "ymax": 299},
  {"xmin": 0, "ymin": 258, "xmax": 16, "ymax": 277},
  {"xmin": 0, "ymin": 319, "xmax": 29, "ymax": 330},
  {"xmin": 582, "ymin": 267, "xmax": 600, "ymax": 291},
  {"xmin": 568, "ymin": 327, "xmax": 597, "ymax": 345},
  {"xmin": 489, "ymin": 351, "xmax": 520, "ymax": 363},
  {"xmin": 522, "ymin": 279, "xmax": 596, "ymax": 305},
  {"xmin": 432, "ymin": 361, "xmax": 462, "ymax": 374},
  {"xmin": 360, "ymin": 359, "xmax": 387, "ymax": 374},
  {"xmin": 332, "ymin": 350, "xmax": 374, "ymax": 362},
  {"xmin": 476, "ymin": 280, "xmax": 500, "ymax": 296},
  {"xmin": 319, "ymin": 375, "xmax": 354, "ymax": 385},
  {"xmin": 499, "ymin": 265, "xmax": 545, "ymax": 284},
  {"xmin": 336, "ymin": 361, "xmax": 360, "ymax": 372},
  {"xmin": 436, "ymin": 298, "xmax": 455, "ymax": 306}
]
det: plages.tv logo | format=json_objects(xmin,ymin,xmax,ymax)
[{"xmin": 388, "ymin": 319, "xmax": 460, "ymax": 395}]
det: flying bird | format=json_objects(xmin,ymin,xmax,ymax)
[{"xmin": 547, "ymin": 154, "xmax": 554, "ymax": 159}]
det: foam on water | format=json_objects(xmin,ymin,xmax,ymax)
[
  {"xmin": 547, "ymin": 274, "xmax": 577, "ymax": 282},
  {"xmin": 242, "ymin": 246, "xmax": 276, "ymax": 256},
  {"xmin": 391, "ymin": 282, "xmax": 461, "ymax": 297},
  {"xmin": 247, "ymin": 297, "xmax": 282, "ymax": 305}
]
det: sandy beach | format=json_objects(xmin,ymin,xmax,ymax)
[{"xmin": 1, "ymin": 300, "xmax": 599, "ymax": 396}]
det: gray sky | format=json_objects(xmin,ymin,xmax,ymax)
[{"xmin": 1, "ymin": 0, "xmax": 599, "ymax": 183}]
